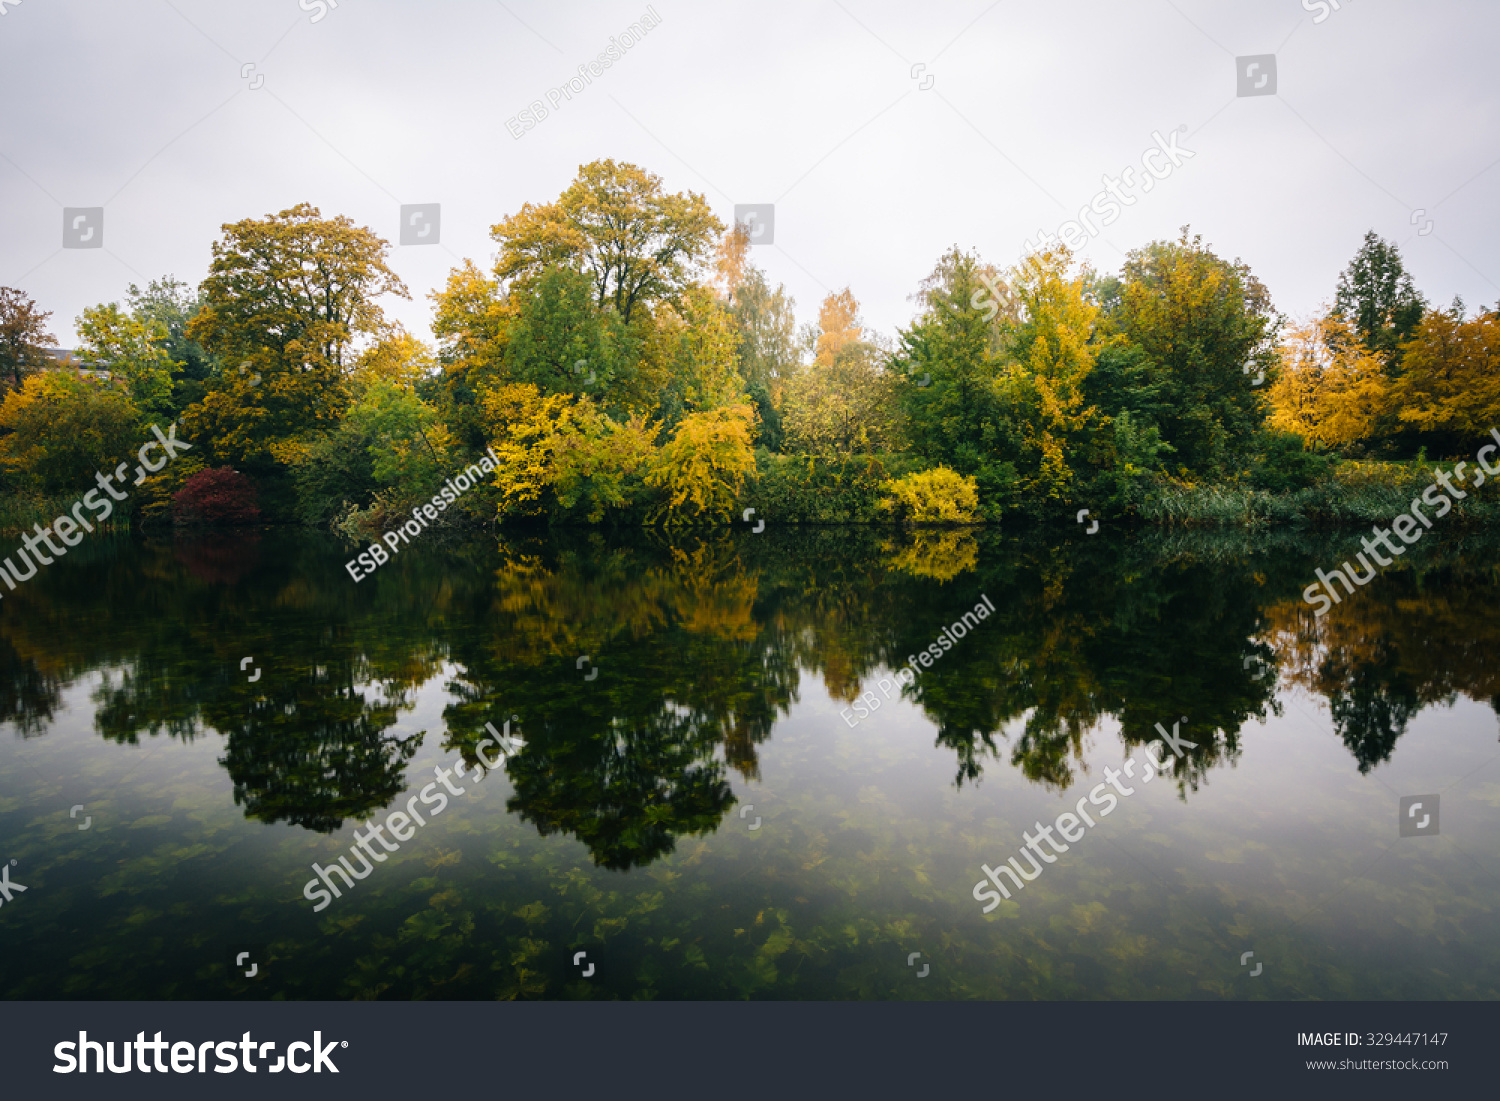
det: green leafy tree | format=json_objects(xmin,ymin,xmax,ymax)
[
  {"xmin": 345, "ymin": 380, "xmax": 456, "ymax": 491},
  {"xmin": 492, "ymin": 159, "xmax": 722, "ymax": 323},
  {"xmin": 430, "ymin": 260, "xmax": 516, "ymax": 451},
  {"xmin": 0, "ymin": 371, "xmax": 142, "ymax": 493},
  {"xmin": 125, "ymin": 277, "xmax": 218, "ymax": 413},
  {"xmin": 892, "ymin": 248, "xmax": 1016, "ymax": 502},
  {"xmin": 504, "ymin": 265, "xmax": 612, "ymax": 397},
  {"xmin": 1112, "ymin": 229, "xmax": 1276, "ymax": 476},
  {"xmin": 733, "ymin": 272, "xmax": 799, "ymax": 449},
  {"xmin": 713, "ymin": 227, "xmax": 800, "ymax": 450},
  {"xmin": 75, "ymin": 303, "xmax": 175, "ymax": 421},
  {"xmin": 278, "ymin": 334, "xmax": 449, "ymax": 524},
  {"xmin": 183, "ymin": 203, "xmax": 408, "ymax": 466}
]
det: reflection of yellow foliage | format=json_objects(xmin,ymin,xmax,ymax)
[
  {"xmin": 669, "ymin": 548, "xmax": 759, "ymax": 642},
  {"xmin": 1262, "ymin": 582, "xmax": 1500, "ymax": 704},
  {"xmin": 882, "ymin": 530, "xmax": 979, "ymax": 582},
  {"xmin": 478, "ymin": 538, "xmax": 771, "ymax": 777},
  {"xmin": 485, "ymin": 540, "xmax": 761, "ymax": 668}
]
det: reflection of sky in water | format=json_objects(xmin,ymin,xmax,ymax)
[{"xmin": 1, "ymin": 529, "xmax": 1497, "ymax": 999}]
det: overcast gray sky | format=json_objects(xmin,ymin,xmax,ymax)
[{"xmin": 2, "ymin": 0, "xmax": 1496, "ymax": 348}]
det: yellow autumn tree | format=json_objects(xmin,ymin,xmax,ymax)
[
  {"xmin": 999, "ymin": 246, "xmax": 1102, "ymax": 500},
  {"xmin": 711, "ymin": 222, "xmax": 752, "ymax": 302},
  {"xmin": 1268, "ymin": 313, "xmax": 1388, "ymax": 449},
  {"xmin": 0, "ymin": 370, "xmax": 142, "ymax": 492},
  {"xmin": 877, "ymin": 466, "xmax": 979, "ymax": 523},
  {"xmin": 814, "ymin": 288, "xmax": 861, "ymax": 367},
  {"xmin": 782, "ymin": 288, "xmax": 899, "ymax": 453},
  {"xmin": 1386, "ymin": 308, "xmax": 1500, "ymax": 439},
  {"xmin": 490, "ymin": 159, "xmax": 722, "ymax": 324},
  {"xmin": 481, "ymin": 381, "xmax": 656, "ymax": 522},
  {"xmin": 646, "ymin": 404, "xmax": 758, "ymax": 525}
]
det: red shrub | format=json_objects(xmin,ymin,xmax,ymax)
[{"xmin": 173, "ymin": 467, "xmax": 261, "ymax": 526}]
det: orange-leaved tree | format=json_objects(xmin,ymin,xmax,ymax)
[
  {"xmin": 1386, "ymin": 308, "xmax": 1500, "ymax": 446},
  {"xmin": 1268, "ymin": 313, "xmax": 1388, "ymax": 450}
]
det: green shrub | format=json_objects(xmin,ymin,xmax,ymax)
[
  {"xmin": 0, "ymin": 492, "xmax": 132, "ymax": 536},
  {"xmin": 1247, "ymin": 430, "xmax": 1340, "ymax": 493},
  {"xmin": 1129, "ymin": 459, "xmax": 1500, "ymax": 527},
  {"xmin": 740, "ymin": 452, "xmax": 925, "ymax": 524}
]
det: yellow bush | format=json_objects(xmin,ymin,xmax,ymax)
[
  {"xmin": 877, "ymin": 466, "xmax": 979, "ymax": 523},
  {"xmin": 480, "ymin": 382, "xmax": 656, "ymax": 522},
  {"xmin": 646, "ymin": 404, "xmax": 758, "ymax": 525}
]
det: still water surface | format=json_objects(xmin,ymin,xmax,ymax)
[{"xmin": 1, "ymin": 526, "xmax": 1497, "ymax": 999}]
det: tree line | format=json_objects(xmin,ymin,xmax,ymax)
[{"xmin": 1, "ymin": 158, "xmax": 1495, "ymax": 529}]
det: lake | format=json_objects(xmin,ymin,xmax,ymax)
[{"xmin": 2, "ymin": 524, "xmax": 1497, "ymax": 999}]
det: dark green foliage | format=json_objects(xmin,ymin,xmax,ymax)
[
  {"xmin": 1333, "ymin": 231, "xmax": 1427, "ymax": 370},
  {"xmin": 504, "ymin": 266, "xmax": 610, "ymax": 395},
  {"xmin": 126, "ymin": 277, "xmax": 218, "ymax": 415},
  {"xmin": 1246, "ymin": 430, "xmax": 1340, "ymax": 493},
  {"xmin": 746, "ymin": 380, "xmax": 783, "ymax": 451},
  {"xmin": 288, "ymin": 425, "xmax": 379, "ymax": 527},
  {"xmin": 1111, "ymin": 232, "xmax": 1276, "ymax": 477},
  {"xmin": 741, "ymin": 451, "xmax": 926, "ymax": 523}
]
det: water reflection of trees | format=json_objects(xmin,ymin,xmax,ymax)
[
  {"xmin": 1264, "ymin": 549, "xmax": 1500, "ymax": 772},
  {"xmin": 0, "ymin": 632, "xmax": 63, "ymax": 737},
  {"xmin": 438, "ymin": 537, "xmax": 789, "ymax": 867},
  {"xmin": 0, "ymin": 534, "xmax": 437, "ymax": 831},
  {"xmin": 2, "ymin": 527, "xmax": 1499, "ymax": 863}
]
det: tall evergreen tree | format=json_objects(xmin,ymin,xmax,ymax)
[{"xmin": 1332, "ymin": 230, "xmax": 1426, "ymax": 370}]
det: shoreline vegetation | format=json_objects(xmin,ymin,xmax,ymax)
[
  {"xmin": 8, "ymin": 456, "xmax": 1500, "ymax": 536},
  {"xmin": 2, "ymin": 160, "xmax": 1497, "ymax": 540}
]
